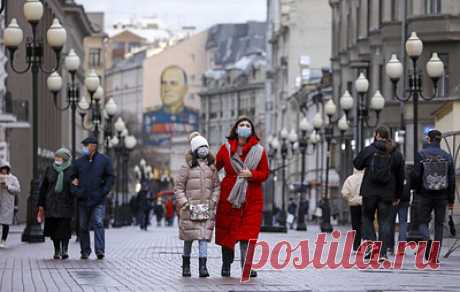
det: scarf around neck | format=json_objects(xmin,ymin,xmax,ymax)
[{"xmin": 52, "ymin": 160, "xmax": 71, "ymax": 193}]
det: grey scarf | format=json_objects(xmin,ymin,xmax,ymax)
[{"xmin": 226, "ymin": 142, "xmax": 264, "ymax": 208}]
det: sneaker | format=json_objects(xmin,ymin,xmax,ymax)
[
  {"xmin": 0, "ymin": 240, "xmax": 5, "ymax": 248},
  {"xmin": 97, "ymin": 254, "xmax": 104, "ymax": 260}
]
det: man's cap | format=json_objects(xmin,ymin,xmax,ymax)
[
  {"xmin": 81, "ymin": 136, "xmax": 98, "ymax": 145},
  {"xmin": 428, "ymin": 129, "xmax": 442, "ymax": 141}
]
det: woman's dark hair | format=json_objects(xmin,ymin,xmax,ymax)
[
  {"xmin": 190, "ymin": 150, "xmax": 215, "ymax": 168},
  {"xmin": 374, "ymin": 126, "xmax": 390, "ymax": 140},
  {"xmin": 227, "ymin": 116, "xmax": 260, "ymax": 140}
]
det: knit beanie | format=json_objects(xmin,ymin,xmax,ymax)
[
  {"xmin": 190, "ymin": 135, "xmax": 209, "ymax": 152},
  {"xmin": 55, "ymin": 147, "xmax": 72, "ymax": 161}
]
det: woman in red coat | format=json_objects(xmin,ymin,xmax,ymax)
[{"xmin": 215, "ymin": 117, "xmax": 269, "ymax": 278}]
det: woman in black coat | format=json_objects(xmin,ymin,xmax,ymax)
[{"xmin": 38, "ymin": 148, "xmax": 78, "ymax": 259}]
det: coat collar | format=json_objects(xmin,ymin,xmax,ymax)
[{"xmin": 228, "ymin": 135, "xmax": 259, "ymax": 156}]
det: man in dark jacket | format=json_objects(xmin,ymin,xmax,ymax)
[
  {"xmin": 74, "ymin": 136, "xmax": 114, "ymax": 260},
  {"xmin": 353, "ymin": 126, "xmax": 405, "ymax": 260},
  {"xmin": 413, "ymin": 130, "xmax": 455, "ymax": 259}
]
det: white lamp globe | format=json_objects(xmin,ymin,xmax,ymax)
[
  {"xmin": 340, "ymin": 90, "xmax": 354, "ymax": 111},
  {"xmin": 104, "ymin": 98, "xmax": 118, "ymax": 116},
  {"xmin": 65, "ymin": 49, "xmax": 81, "ymax": 72},
  {"xmin": 125, "ymin": 135, "xmax": 137, "ymax": 149},
  {"xmin": 405, "ymin": 32, "xmax": 423, "ymax": 58},
  {"xmin": 288, "ymin": 129, "xmax": 298, "ymax": 143},
  {"xmin": 24, "ymin": 0, "xmax": 44, "ymax": 23},
  {"xmin": 324, "ymin": 99, "xmax": 337, "ymax": 116},
  {"xmin": 309, "ymin": 131, "xmax": 318, "ymax": 145},
  {"xmin": 110, "ymin": 136, "xmax": 119, "ymax": 146},
  {"xmin": 85, "ymin": 70, "xmax": 100, "ymax": 93},
  {"xmin": 313, "ymin": 112, "xmax": 323, "ymax": 130},
  {"xmin": 47, "ymin": 71, "xmax": 63, "ymax": 93},
  {"xmin": 93, "ymin": 86, "xmax": 104, "ymax": 101},
  {"xmin": 121, "ymin": 129, "xmax": 129, "ymax": 137},
  {"xmin": 47, "ymin": 18, "xmax": 67, "ymax": 49},
  {"xmin": 426, "ymin": 52, "xmax": 444, "ymax": 79},
  {"xmin": 272, "ymin": 137, "xmax": 280, "ymax": 150},
  {"xmin": 338, "ymin": 115, "xmax": 349, "ymax": 132},
  {"xmin": 78, "ymin": 96, "xmax": 90, "ymax": 111},
  {"xmin": 114, "ymin": 117, "xmax": 126, "ymax": 133},
  {"xmin": 299, "ymin": 117, "xmax": 313, "ymax": 133},
  {"xmin": 4, "ymin": 19, "xmax": 23, "ymax": 48},
  {"xmin": 370, "ymin": 90, "xmax": 385, "ymax": 111},
  {"xmin": 355, "ymin": 73, "xmax": 369, "ymax": 93},
  {"xmin": 140, "ymin": 159, "xmax": 147, "ymax": 167},
  {"xmin": 386, "ymin": 54, "xmax": 403, "ymax": 80},
  {"xmin": 280, "ymin": 128, "xmax": 288, "ymax": 140}
]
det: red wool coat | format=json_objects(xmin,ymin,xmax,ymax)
[{"xmin": 215, "ymin": 136, "xmax": 270, "ymax": 250}]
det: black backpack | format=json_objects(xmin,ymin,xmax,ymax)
[
  {"xmin": 421, "ymin": 153, "xmax": 449, "ymax": 191},
  {"xmin": 368, "ymin": 149, "xmax": 392, "ymax": 185}
]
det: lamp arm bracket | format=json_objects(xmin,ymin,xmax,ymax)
[{"xmin": 52, "ymin": 93, "xmax": 71, "ymax": 111}]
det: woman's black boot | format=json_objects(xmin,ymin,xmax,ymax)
[
  {"xmin": 199, "ymin": 257, "xmax": 210, "ymax": 278},
  {"xmin": 61, "ymin": 239, "xmax": 69, "ymax": 260},
  {"xmin": 182, "ymin": 256, "xmax": 191, "ymax": 277},
  {"xmin": 221, "ymin": 247, "xmax": 233, "ymax": 277},
  {"xmin": 52, "ymin": 240, "xmax": 61, "ymax": 259}
]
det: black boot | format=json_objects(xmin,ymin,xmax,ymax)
[
  {"xmin": 182, "ymin": 256, "xmax": 191, "ymax": 277},
  {"xmin": 52, "ymin": 240, "xmax": 61, "ymax": 259},
  {"xmin": 61, "ymin": 239, "xmax": 69, "ymax": 260},
  {"xmin": 221, "ymin": 247, "xmax": 233, "ymax": 277},
  {"xmin": 199, "ymin": 257, "xmax": 209, "ymax": 278}
]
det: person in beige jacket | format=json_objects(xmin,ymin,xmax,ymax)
[
  {"xmin": 342, "ymin": 168, "xmax": 364, "ymax": 252},
  {"xmin": 174, "ymin": 133, "xmax": 219, "ymax": 278}
]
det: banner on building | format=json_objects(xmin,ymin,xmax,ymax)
[{"xmin": 143, "ymin": 65, "xmax": 199, "ymax": 146}]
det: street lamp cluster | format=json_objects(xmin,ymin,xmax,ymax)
[
  {"xmin": 3, "ymin": 0, "xmax": 67, "ymax": 242},
  {"xmin": 110, "ymin": 117, "xmax": 138, "ymax": 227},
  {"xmin": 385, "ymin": 32, "xmax": 444, "ymax": 241}
]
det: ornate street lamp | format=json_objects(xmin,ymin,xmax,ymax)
[
  {"xmin": 385, "ymin": 32, "xmax": 444, "ymax": 241},
  {"xmin": 103, "ymin": 98, "xmax": 119, "ymax": 153},
  {"xmin": 4, "ymin": 0, "xmax": 67, "ymax": 242}
]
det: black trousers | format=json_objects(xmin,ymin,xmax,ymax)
[
  {"xmin": 362, "ymin": 196, "xmax": 393, "ymax": 256},
  {"xmin": 1, "ymin": 224, "xmax": 9, "ymax": 241},
  {"xmin": 349, "ymin": 206, "xmax": 362, "ymax": 251},
  {"xmin": 418, "ymin": 196, "xmax": 448, "ymax": 246}
]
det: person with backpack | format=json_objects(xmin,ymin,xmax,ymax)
[
  {"xmin": 353, "ymin": 126, "xmax": 405, "ymax": 261},
  {"xmin": 413, "ymin": 129, "xmax": 455, "ymax": 261},
  {"xmin": 174, "ymin": 133, "xmax": 220, "ymax": 277},
  {"xmin": 287, "ymin": 198, "xmax": 297, "ymax": 230}
]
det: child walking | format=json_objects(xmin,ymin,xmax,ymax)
[{"xmin": 174, "ymin": 132, "xmax": 220, "ymax": 277}]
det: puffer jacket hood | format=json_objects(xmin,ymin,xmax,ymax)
[{"xmin": 0, "ymin": 160, "xmax": 11, "ymax": 171}]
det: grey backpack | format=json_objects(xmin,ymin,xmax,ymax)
[{"xmin": 421, "ymin": 153, "xmax": 449, "ymax": 191}]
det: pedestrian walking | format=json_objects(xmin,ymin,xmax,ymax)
[
  {"xmin": 341, "ymin": 168, "xmax": 364, "ymax": 253},
  {"xmin": 153, "ymin": 198, "xmax": 164, "ymax": 226},
  {"xmin": 37, "ymin": 148, "xmax": 78, "ymax": 259},
  {"xmin": 287, "ymin": 198, "xmax": 297, "ymax": 230},
  {"xmin": 74, "ymin": 136, "xmax": 114, "ymax": 260},
  {"xmin": 0, "ymin": 160, "xmax": 20, "ymax": 248},
  {"xmin": 413, "ymin": 129, "xmax": 455, "ymax": 261},
  {"xmin": 137, "ymin": 183, "xmax": 153, "ymax": 231},
  {"xmin": 165, "ymin": 197, "xmax": 175, "ymax": 226},
  {"xmin": 175, "ymin": 133, "xmax": 220, "ymax": 277},
  {"xmin": 353, "ymin": 126, "xmax": 405, "ymax": 261},
  {"xmin": 215, "ymin": 117, "xmax": 270, "ymax": 278}
]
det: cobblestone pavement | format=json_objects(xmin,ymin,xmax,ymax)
[{"xmin": 0, "ymin": 224, "xmax": 459, "ymax": 292}]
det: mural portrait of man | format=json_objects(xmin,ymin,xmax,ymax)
[{"xmin": 143, "ymin": 66, "xmax": 199, "ymax": 146}]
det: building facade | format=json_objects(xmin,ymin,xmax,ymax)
[{"xmin": 330, "ymin": 0, "xmax": 460, "ymax": 165}]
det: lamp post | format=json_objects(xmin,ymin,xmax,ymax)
[
  {"xmin": 296, "ymin": 117, "xmax": 315, "ymax": 231},
  {"xmin": 79, "ymin": 74, "xmax": 104, "ymax": 141},
  {"xmin": 103, "ymin": 98, "xmax": 119, "ymax": 154},
  {"xmin": 4, "ymin": 0, "xmax": 67, "ymax": 242},
  {"xmin": 385, "ymin": 32, "xmax": 444, "ymax": 241},
  {"xmin": 122, "ymin": 134, "xmax": 137, "ymax": 225}
]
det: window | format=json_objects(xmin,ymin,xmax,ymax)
[
  {"xmin": 437, "ymin": 53, "xmax": 449, "ymax": 97},
  {"xmin": 391, "ymin": 0, "xmax": 398, "ymax": 20},
  {"xmin": 210, "ymin": 98, "xmax": 220, "ymax": 120},
  {"xmin": 89, "ymin": 48, "xmax": 102, "ymax": 67},
  {"xmin": 356, "ymin": 6, "xmax": 361, "ymax": 39},
  {"xmin": 425, "ymin": 0, "xmax": 442, "ymax": 15}
]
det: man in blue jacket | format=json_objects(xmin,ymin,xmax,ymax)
[
  {"xmin": 74, "ymin": 136, "xmax": 114, "ymax": 260},
  {"xmin": 413, "ymin": 129, "xmax": 455, "ymax": 261}
]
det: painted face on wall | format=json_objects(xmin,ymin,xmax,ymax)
[{"xmin": 160, "ymin": 66, "xmax": 188, "ymax": 111}]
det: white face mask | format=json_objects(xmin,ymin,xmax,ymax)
[
  {"xmin": 54, "ymin": 160, "xmax": 63, "ymax": 166},
  {"xmin": 196, "ymin": 147, "xmax": 209, "ymax": 159}
]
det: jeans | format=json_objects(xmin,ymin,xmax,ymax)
[
  {"xmin": 79, "ymin": 204, "xmax": 105, "ymax": 256},
  {"xmin": 417, "ymin": 196, "xmax": 448, "ymax": 247},
  {"xmin": 349, "ymin": 206, "xmax": 362, "ymax": 251},
  {"xmin": 362, "ymin": 196, "xmax": 393, "ymax": 256},
  {"xmin": 183, "ymin": 240, "xmax": 208, "ymax": 257}
]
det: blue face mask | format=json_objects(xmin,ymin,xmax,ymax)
[
  {"xmin": 237, "ymin": 126, "xmax": 252, "ymax": 138},
  {"xmin": 82, "ymin": 146, "xmax": 90, "ymax": 156}
]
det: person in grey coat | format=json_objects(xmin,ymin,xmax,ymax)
[{"xmin": 0, "ymin": 160, "xmax": 21, "ymax": 248}]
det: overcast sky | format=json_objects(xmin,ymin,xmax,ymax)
[{"xmin": 76, "ymin": 0, "xmax": 267, "ymax": 32}]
